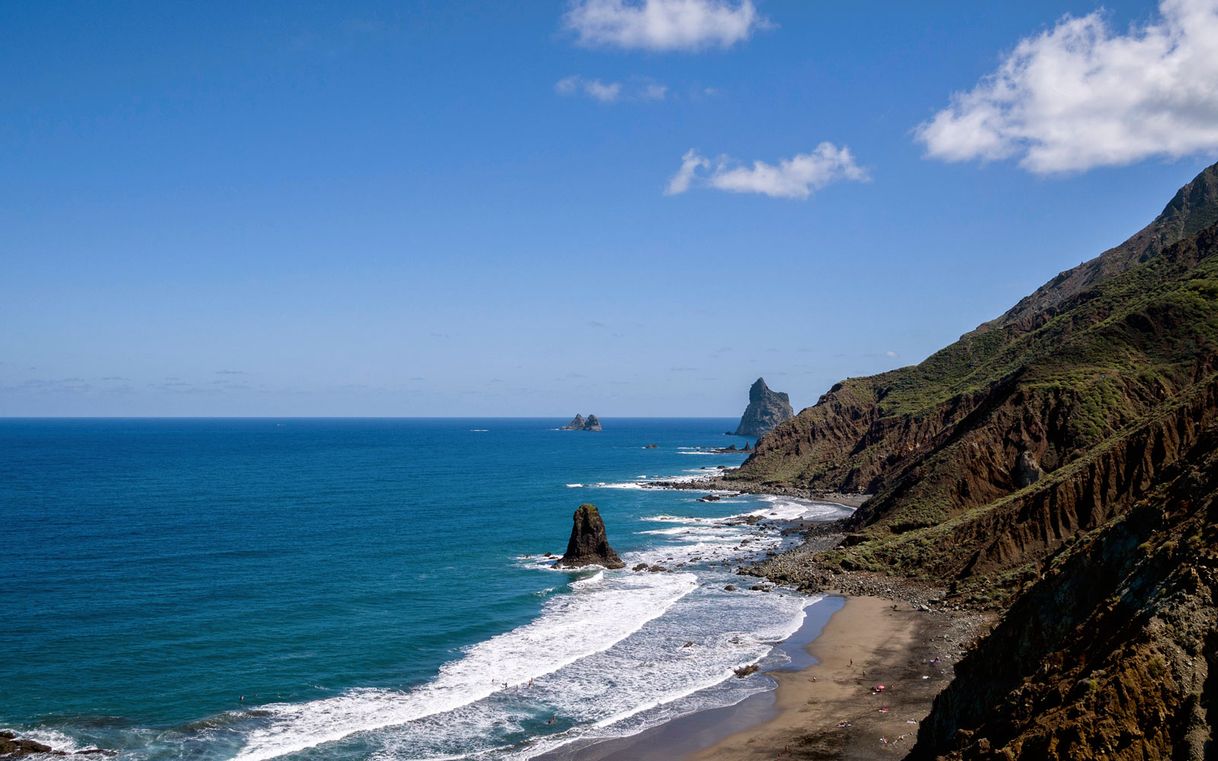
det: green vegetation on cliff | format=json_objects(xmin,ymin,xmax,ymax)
[
  {"xmin": 739, "ymin": 162, "xmax": 1218, "ymax": 760},
  {"xmin": 735, "ymin": 162, "xmax": 1218, "ymax": 604}
]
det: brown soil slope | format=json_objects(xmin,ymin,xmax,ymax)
[{"xmin": 733, "ymin": 162, "xmax": 1218, "ymax": 605}]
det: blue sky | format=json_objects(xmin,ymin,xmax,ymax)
[{"xmin": 4, "ymin": 0, "xmax": 1218, "ymax": 416}]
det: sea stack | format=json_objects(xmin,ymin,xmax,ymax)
[
  {"xmin": 734, "ymin": 378, "xmax": 794, "ymax": 437},
  {"xmin": 561, "ymin": 414, "xmax": 603, "ymax": 431},
  {"xmin": 556, "ymin": 503, "xmax": 624, "ymax": 569}
]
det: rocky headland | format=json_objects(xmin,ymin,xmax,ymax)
[
  {"xmin": 733, "ymin": 378, "xmax": 794, "ymax": 437},
  {"xmin": 707, "ymin": 161, "xmax": 1218, "ymax": 759}
]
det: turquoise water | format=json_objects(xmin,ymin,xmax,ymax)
[{"xmin": 0, "ymin": 419, "xmax": 850, "ymax": 759}]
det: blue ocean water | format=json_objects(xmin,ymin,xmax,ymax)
[{"xmin": 0, "ymin": 419, "xmax": 850, "ymax": 760}]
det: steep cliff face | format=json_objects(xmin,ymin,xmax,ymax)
[
  {"xmin": 737, "ymin": 162, "xmax": 1218, "ymax": 760},
  {"xmin": 910, "ymin": 425, "xmax": 1218, "ymax": 761},
  {"xmin": 734, "ymin": 163, "xmax": 1218, "ymax": 604},
  {"xmin": 734, "ymin": 377, "xmax": 795, "ymax": 437},
  {"xmin": 738, "ymin": 162, "xmax": 1218, "ymax": 500}
]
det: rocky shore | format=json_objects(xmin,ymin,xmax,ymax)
[{"xmin": 647, "ymin": 470, "xmax": 871, "ymax": 510}]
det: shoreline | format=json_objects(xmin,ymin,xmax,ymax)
[
  {"xmin": 533, "ymin": 596, "xmax": 847, "ymax": 761},
  {"xmin": 646, "ymin": 471, "xmax": 872, "ymax": 510},
  {"xmin": 541, "ymin": 595, "xmax": 985, "ymax": 761}
]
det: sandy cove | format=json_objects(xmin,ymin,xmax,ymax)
[{"xmin": 691, "ymin": 596, "xmax": 985, "ymax": 761}]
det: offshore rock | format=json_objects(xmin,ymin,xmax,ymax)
[
  {"xmin": 561, "ymin": 414, "xmax": 603, "ymax": 431},
  {"xmin": 734, "ymin": 378, "xmax": 795, "ymax": 436},
  {"xmin": 556, "ymin": 503, "xmax": 624, "ymax": 569}
]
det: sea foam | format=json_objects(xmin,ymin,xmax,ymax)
[{"xmin": 232, "ymin": 573, "xmax": 696, "ymax": 761}]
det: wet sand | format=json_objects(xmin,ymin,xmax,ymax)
[
  {"xmin": 535, "ymin": 597, "xmax": 845, "ymax": 761},
  {"xmin": 545, "ymin": 595, "xmax": 970, "ymax": 761},
  {"xmin": 690, "ymin": 596, "xmax": 956, "ymax": 760}
]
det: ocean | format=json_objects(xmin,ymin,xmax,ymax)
[{"xmin": 0, "ymin": 418, "xmax": 851, "ymax": 760}]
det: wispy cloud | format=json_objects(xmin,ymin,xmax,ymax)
[
  {"xmin": 563, "ymin": 0, "xmax": 767, "ymax": 51},
  {"xmin": 916, "ymin": 0, "xmax": 1218, "ymax": 174},
  {"xmin": 666, "ymin": 143, "xmax": 867, "ymax": 199},
  {"xmin": 556, "ymin": 75, "xmax": 623, "ymax": 102},
  {"xmin": 556, "ymin": 75, "xmax": 669, "ymax": 103}
]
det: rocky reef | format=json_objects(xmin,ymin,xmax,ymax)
[
  {"xmin": 733, "ymin": 377, "xmax": 794, "ymax": 436},
  {"xmin": 556, "ymin": 503, "xmax": 624, "ymax": 569},
  {"xmin": 560, "ymin": 414, "xmax": 602, "ymax": 431}
]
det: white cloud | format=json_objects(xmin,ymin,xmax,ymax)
[
  {"xmin": 917, "ymin": 0, "xmax": 1218, "ymax": 174},
  {"xmin": 666, "ymin": 143, "xmax": 867, "ymax": 199},
  {"xmin": 555, "ymin": 75, "xmax": 622, "ymax": 102},
  {"xmin": 641, "ymin": 82, "xmax": 669, "ymax": 101},
  {"xmin": 564, "ymin": 0, "xmax": 766, "ymax": 51},
  {"xmin": 665, "ymin": 149, "xmax": 710, "ymax": 194},
  {"xmin": 556, "ymin": 76, "xmax": 671, "ymax": 103}
]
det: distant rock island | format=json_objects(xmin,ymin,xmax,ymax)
[
  {"xmin": 555, "ymin": 503, "xmax": 624, "ymax": 569},
  {"xmin": 561, "ymin": 414, "xmax": 602, "ymax": 431},
  {"xmin": 733, "ymin": 378, "xmax": 794, "ymax": 436}
]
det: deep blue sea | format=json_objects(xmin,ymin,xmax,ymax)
[{"xmin": 0, "ymin": 419, "xmax": 850, "ymax": 760}]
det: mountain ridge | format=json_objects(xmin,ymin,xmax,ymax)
[{"xmin": 734, "ymin": 161, "xmax": 1218, "ymax": 759}]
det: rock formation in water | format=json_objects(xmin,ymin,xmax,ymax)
[
  {"xmin": 0, "ymin": 732, "xmax": 54, "ymax": 757},
  {"xmin": 556, "ymin": 503, "xmax": 624, "ymax": 569},
  {"xmin": 733, "ymin": 378, "xmax": 794, "ymax": 436},
  {"xmin": 561, "ymin": 414, "xmax": 602, "ymax": 431}
]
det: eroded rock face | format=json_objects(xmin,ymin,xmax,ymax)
[
  {"xmin": 734, "ymin": 378, "xmax": 794, "ymax": 437},
  {"xmin": 1012, "ymin": 450, "xmax": 1044, "ymax": 488},
  {"xmin": 556, "ymin": 503, "xmax": 624, "ymax": 569}
]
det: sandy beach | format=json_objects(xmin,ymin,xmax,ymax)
[
  {"xmin": 691, "ymin": 595, "xmax": 963, "ymax": 760},
  {"xmin": 547, "ymin": 594, "xmax": 983, "ymax": 761}
]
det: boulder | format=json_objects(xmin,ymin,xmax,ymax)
[
  {"xmin": 0, "ymin": 732, "xmax": 56, "ymax": 757},
  {"xmin": 556, "ymin": 503, "xmax": 625, "ymax": 569}
]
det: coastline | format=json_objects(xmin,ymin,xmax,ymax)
[
  {"xmin": 541, "ymin": 595, "xmax": 985, "ymax": 761},
  {"xmin": 689, "ymin": 596, "xmax": 980, "ymax": 760},
  {"xmin": 532, "ymin": 597, "xmax": 846, "ymax": 761},
  {"xmin": 534, "ymin": 470, "xmax": 988, "ymax": 761},
  {"xmin": 646, "ymin": 471, "xmax": 872, "ymax": 510}
]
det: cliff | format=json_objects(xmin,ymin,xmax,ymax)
[
  {"xmin": 911, "ymin": 423, "xmax": 1218, "ymax": 760},
  {"xmin": 736, "ymin": 161, "xmax": 1218, "ymax": 758},
  {"xmin": 734, "ymin": 378, "xmax": 795, "ymax": 436},
  {"xmin": 734, "ymin": 161, "xmax": 1218, "ymax": 605}
]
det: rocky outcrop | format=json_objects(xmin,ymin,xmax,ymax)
[
  {"xmin": 0, "ymin": 731, "xmax": 108, "ymax": 757},
  {"xmin": 910, "ymin": 424, "xmax": 1218, "ymax": 761},
  {"xmin": 736, "ymin": 162, "xmax": 1218, "ymax": 757},
  {"xmin": 733, "ymin": 378, "xmax": 794, "ymax": 437},
  {"xmin": 556, "ymin": 503, "xmax": 624, "ymax": 569},
  {"xmin": 561, "ymin": 414, "xmax": 602, "ymax": 431},
  {"xmin": 0, "ymin": 732, "xmax": 55, "ymax": 757}
]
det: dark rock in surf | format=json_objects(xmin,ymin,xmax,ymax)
[
  {"xmin": 0, "ymin": 732, "xmax": 56, "ymax": 757},
  {"xmin": 556, "ymin": 503, "xmax": 625, "ymax": 569}
]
